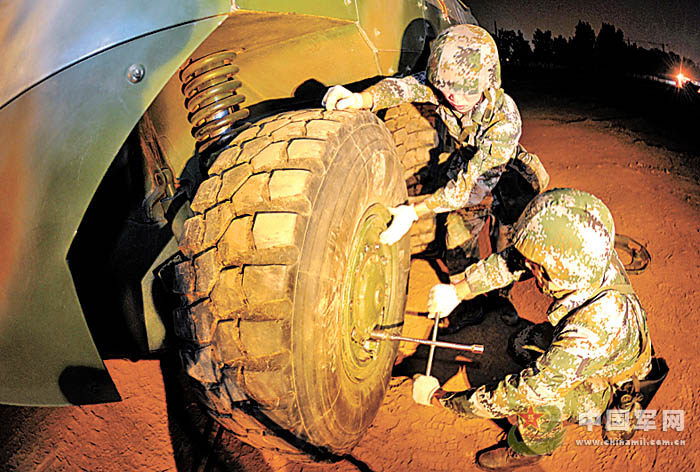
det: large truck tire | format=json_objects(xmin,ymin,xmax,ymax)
[
  {"xmin": 382, "ymin": 103, "xmax": 446, "ymax": 254},
  {"xmin": 173, "ymin": 109, "xmax": 411, "ymax": 460}
]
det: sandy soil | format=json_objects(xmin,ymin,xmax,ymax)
[{"xmin": 1, "ymin": 103, "xmax": 698, "ymax": 471}]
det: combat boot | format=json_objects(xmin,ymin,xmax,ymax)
[{"xmin": 475, "ymin": 444, "xmax": 544, "ymax": 471}]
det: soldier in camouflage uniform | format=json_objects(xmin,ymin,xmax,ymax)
[
  {"xmin": 412, "ymin": 188, "xmax": 654, "ymax": 470},
  {"xmin": 324, "ymin": 24, "xmax": 550, "ymax": 291}
]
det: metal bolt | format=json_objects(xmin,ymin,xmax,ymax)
[
  {"xmin": 360, "ymin": 340, "xmax": 377, "ymax": 360},
  {"xmin": 127, "ymin": 64, "xmax": 146, "ymax": 83}
]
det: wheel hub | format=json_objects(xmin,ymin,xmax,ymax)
[{"xmin": 341, "ymin": 204, "xmax": 398, "ymax": 382}]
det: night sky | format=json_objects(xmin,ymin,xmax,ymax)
[{"xmin": 466, "ymin": 0, "xmax": 700, "ymax": 66}]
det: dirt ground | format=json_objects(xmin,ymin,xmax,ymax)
[{"xmin": 1, "ymin": 99, "xmax": 698, "ymax": 471}]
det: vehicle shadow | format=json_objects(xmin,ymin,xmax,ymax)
[
  {"xmin": 159, "ymin": 353, "xmax": 277, "ymax": 472},
  {"xmin": 160, "ymin": 354, "xmax": 377, "ymax": 472}
]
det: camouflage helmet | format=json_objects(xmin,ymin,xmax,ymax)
[
  {"xmin": 426, "ymin": 24, "xmax": 501, "ymax": 96},
  {"xmin": 512, "ymin": 188, "xmax": 615, "ymax": 292}
]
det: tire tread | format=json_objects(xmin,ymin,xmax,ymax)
[{"xmin": 175, "ymin": 109, "xmax": 391, "ymax": 462}]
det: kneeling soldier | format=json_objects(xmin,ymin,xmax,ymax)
[{"xmin": 412, "ymin": 188, "xmax": 660, "ymax": 470}]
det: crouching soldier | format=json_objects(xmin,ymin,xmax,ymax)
[
  {"xmin": 412, "ymin": 188, "xmax": 666, "ymax": 470},
  {"xmin": 324, "ymin": 24, "xmax": 549, "ymax": 327}
]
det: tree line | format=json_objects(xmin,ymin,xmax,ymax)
[{"xmin": 493, "ymin": 20, "xmax": 699, "ymax": 80}]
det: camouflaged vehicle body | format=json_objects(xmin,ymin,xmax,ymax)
[{"xmin": 0, "ymin": 0, "xmax": 475, "ymax": 407}]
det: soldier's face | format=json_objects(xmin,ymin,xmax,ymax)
[
  {"xmin": 524, "ymin": 258, "xmax": 571, "ymax": 298},
  {"xmin": 439, "ymin": 87, "xmax": 482, "ymax": 113}
]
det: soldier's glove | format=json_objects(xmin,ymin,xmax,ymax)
[
  {"xmin": 322, "ymin": 85, "xmax": 366, "ymax": 111},
  {"xmin": 412, "ymin": 374, "xmax": 441, "ymax": 406},
  {"xmin": 379, "ymin": 205, "xmax": 418, "ymax": 245},
  {"xmin": 427, "ymin": 283, "xmax": 460, "ymax": 319}
]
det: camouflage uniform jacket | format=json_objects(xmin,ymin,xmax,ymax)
[
  {"xmin": 442, "ymin": 248, "xmax": 652, "ymax": 419},
  {"xmin": 366, "ymin": 72, "xmax": 522, "ymax": 212}
]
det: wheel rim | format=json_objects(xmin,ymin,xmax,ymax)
[{"xmin": 341, "ymin": 204, "xmax": 398, "ymax": 383}]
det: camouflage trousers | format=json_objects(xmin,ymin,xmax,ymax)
[
  {"xmin": 444, "ymin": 164, "xmax": 537, "ymax": 259},
  {"xmin": 508, "ymin": 381, "xmax": 612, "ymax": 456}
]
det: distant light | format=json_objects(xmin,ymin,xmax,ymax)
[{"xmin": 676, "ymin": 71, "xmax": 691, "ymax": 88}]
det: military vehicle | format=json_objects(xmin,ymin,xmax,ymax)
[{"xmin": 0, "ymin": 0, "xmax": 476, "ymax": 461}]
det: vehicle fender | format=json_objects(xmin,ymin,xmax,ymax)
[
  {"xmin": 0, "ymin": 15, "xmax": 226, "ymax": 406},
  {"xmin": 0, "ymin": 0, "xmax": 230, "ymax": 107}
]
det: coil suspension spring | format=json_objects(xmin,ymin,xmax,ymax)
[{"xmin": 179, "ymin": 50, "xmax": 250, "ymax": 153}]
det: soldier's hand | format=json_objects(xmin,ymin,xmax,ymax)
[
  {"xmin": 427, "ymin": 283, "xmax": 460, "ymax": 319},
  {"xmin": 379, "ymin": 205, "xmax": 418, "ymax": 245},
  {"xmin": 322, "ymin": 85, "xmax": 366, "ymax": 111},
  {"xmin": 412, "ymin": 374, "xmax": 441, "ymax": 406}
]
